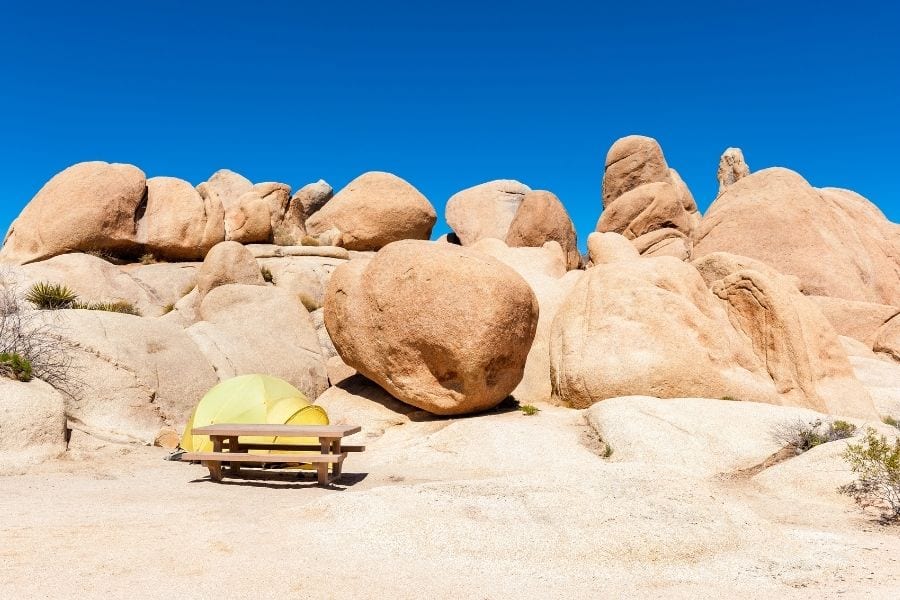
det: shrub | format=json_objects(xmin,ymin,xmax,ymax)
[
  {"xmin": 162, "ymin": 303, "xmax": 175, "ymax": 315},
  {"xmin": 74, "ymin": 300, "xmax": 141, "ymax": 316},
  {"xmin": 0, "ymin": 351, "xmax": 33, "ymax": 381},
  {"xmin": 1, "ymin": 272, "xmax": 80, "ymax": 397},
  {"xmin": 771, "ymin": 418, "xmax": 857, "ymax": 453},
  {"xmin": 301, "ymin": 235, "xmax": 321, "ymax": 247},
  {"xmin": 25, "ymin": 282, "xmax": 78, "ymax": 309},
  {"xmin": 883, "ymin": 416, "xmax": 900, "ymax": 431},
  {"xmin": 298, "ymin": 292, "xmax": 321, "ymax": 312},
  {"xmin": 520, "ymin": 404, "xmax": 540, "ymax": 416},
  {"xmin": 839, "ymin": 428, "xmax": 900, "ymax": 521},
  {"xmin": 139, "ymin": 252, "xmax": 158, "ymax": 265},
  {"xmin": 260, "ymin": 266, "xmax": 274, "ymax": 284}
]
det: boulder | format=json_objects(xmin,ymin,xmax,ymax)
[
  {"xmin": 874, "ymin": 315, "xmax": 900, "ymax": 361},
  {"xmin": 196, "ymin": 169, "xmax": 253, "ymax": 213},
  {"xmin": 0, "ymin": 161, "xmax": 146, "ymax": 264},
  {"xmin": 246, "ymin": 244, "xmax": 349, "ymax": 260},
  {"xmin": 138, "ymin": 176, "xmax": 224, "ymax": 260},
  {"xmin": 716, "ymin": 147, "xmax": 750, "ymax": 194},
  {"xmin": 842, "ymin": 337, "xmax": 900, "ymax": 417},
  {"xmin": 253, "ymin": 182, "xmax": 299, "ymax": 246},
  {"xmin": 445, "ymin": 180, "xmax": 530, "ymax": 245},
  {"xmin": 47, "ymin": 310, "xmax": 219, "ymax": 443},
  {"xmin": 504, "ymin": 190, "xmax": 580, "ymax": 269},
  {"xmin": 122, "ymin": 262, "xmax": 201, "ymax": 310},
  {"xmin": 195, "ymin": 241, "xmax": 264, "ymax": 303},
  {"xmin": 586, "ymin": 231, "xmax": 639, "ymax": 265},
  {"xmin": 694, "ymin": 168, "xmax": 900, "ymax": 304},
  {"xmin": 224, "ymin": 183, "xmax": 285, "ymax": 244},
  {"xmin": 315, "ymin": 374, "xmax": 418, "ymax": 441},
  {"xmin": 597, "ymin": 136, "xmax": 700, "ymax": 259},
  {"xmin": 305, "ymin": 172, "xmax": 436, "ymax": 250},
  {"xmin": 187, "ymin": 284, "xmax": 328, "ymax": 401},
  {"xmin": 808, "ymin": 296, "xmax": 899, "ymax": 346},
  {"xmin": 550, "ymin": 256, "xmax": 777, "ymax": 408},
  {"xmin": 258, "ymin": 255, "xmax": 346, "ymax": 311},
  {"xmin": 0, "ymin": 378, "xmax": 67, "ymax": 472},
  {"xmin": 324, "ymin": 240, "xmax": 539, "ymax": 415},
  {"xmin": 292, "ymin": 179, "xmax": 333, "ymax": 221},
  {"xmin": 19, "ymin": 253, "xmax": 163, "ymax": 316}
]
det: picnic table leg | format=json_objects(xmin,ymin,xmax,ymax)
[
  {"xmin": 227, "ymin": 436, "xmax": 242, "ymax": 475},
  {"xmin": 330, "ymin": 438, "xmax": 343, "ymax": 481},
  {"xmin": 317, "ymin": 438, "xmax": 330, "ymax": 485},
  {"xmin": 206, "ymin": 436, "xmax": 224, "ymax": 482}
]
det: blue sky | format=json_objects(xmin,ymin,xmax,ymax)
[{"xmin": 1, "ymin": 1, "xmax": 897, "ymax": 249}]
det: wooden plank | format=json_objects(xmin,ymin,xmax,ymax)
[
  {"xmin": 183, "ymin": 452, "xmax": 346, "ymax": 464},
  {"xmin": 232, "ymin": 443, "xmax": 365, "ymax": 452},
  {"xmin": 192, "ymin": 423, "xmax": 361, "ymax": 437}
]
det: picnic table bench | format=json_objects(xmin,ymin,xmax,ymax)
[{"xmin": 182, "ymin": 423, "xmax": 364, "ymax": 485}]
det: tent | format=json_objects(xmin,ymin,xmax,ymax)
[{"xmin": 180, "ymin": 374, "xmax": 329, "ymax": 454}]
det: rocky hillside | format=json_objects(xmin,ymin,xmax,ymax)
[{"xmin": 1, "ymin": 135, "xmax": 899, "ymax": 471}]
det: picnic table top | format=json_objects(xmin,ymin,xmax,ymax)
[{"xmin": 191, "ymin": 423, "xmax": 361, "ymax": 437}]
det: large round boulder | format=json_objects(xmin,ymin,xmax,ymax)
[
  {"xmin": 445, "ymin": 179, "xmax": 530, "ymax": 245},
  {"xmin": 196, "ymin": 241, "xmax": 264, "ymax": 303},
  {"xmin": 138, "ymin": 176, "xmax": 224, "ymax": 260},
  {"xmin": 1, "ymin": 161, "xmax": 146, "ymax": 264},
  {"xmin": 505, "ymin": 190, "xmax": 580, "ymax": 270},
  {"xmin": 305, "ymin": 172, "xmax": 436, "ymax": 250},
  {"xmin": 694, "ymin": 169, "xmax": 900, "ymax": 304},
  {"xmin": 324, "ymin": 240, "xmax": 539, "ymax": 415}
]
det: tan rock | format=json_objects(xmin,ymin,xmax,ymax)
[
  {"xmin": 0, "ymin": 161, "xmax": 146, "ymax": 264},
  {"xmin": 632, "ymin": 228, "xmax": 691, "ymax": 260},
  {"xmin": 253, "ymin": 182, "xmax": 298, "ymax": 246},
  {"xmin": 550, "ymin": 257, "xmax": 777, "ymax": 408},
  {"xmin": 187, "ymin": 284, "xmax": 328, "ymax": 401},
  {"xmin": 315, "ymin": 374, "xmax": 418, "ymax": 441},
  {"xmin": 305, "ymin": 172, "xmax": 436, "ymax": 250},
  {"xmin": 153, "ymin": 428, "xmax": 180, "ymax": 449},
  {"xmin": 716, "ymin": 147, "xmax": 750, "ymax": 194},
  {"xmin": 258, "ymin": 255, "xmax": 346, "ymax": 311},
  {"xmin": 586, "ymin": 231, "xmax": 639, "ymax": 265},
  {"xmin": 138, "ymin": 176, "xmax": 224, "ymax": 260},
  {"xmin": 692, "ymin": 251, "xmax": 797, "ymax": 288},
  {"xmin": 245, "ymin": 244, "xmax": 349, "ymax": 260},
  {"xmin": 123, "ymin": 262, "xmax": 200, "ymax": 310},
  {"xmin": 324, "ymin": 240, "xmax": 539, "ymax": 415},
  {"xmin": 292, "ymin": 179, "xmax": 333, "ymax": 221},
  {"xmin": 196, "ymin": 169, "xmax": 253, "ymax": 213},
  {"xmin": 224, "ymin": 185, "xmax": 278, "ymax": 244},
  {"xmin": 195, "ymin": 241, "xmax": 264, "ymax": 303},
  {"xmin": 601, "ymin": 135, "xmax": 669, "ymax": 207},
  {"xmin": 0, "ymin": 378, "xmax": 66, "ymax": 473},
  {"xmin": 445, "ymin": 180, "xmax": 530, "ymax": 245},
  {"xmin": 809, "ymin": 296, "xmax": 899, "ymax": 346},
  {"xmin": 694, "ymin": 169, "xmax": 900, "ymax": 304},
  {"xmin": 597, "ymin": 181, "xmax": 691, "ymax": 240},
  {"xmin": 874, "ymin": 315, "xmax": 900, "ymax": 361},
  {"xmin": 505, "ymin": 190, "xmax": 580, "ymax": 269}
]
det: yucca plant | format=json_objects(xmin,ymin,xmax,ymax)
[{"xmin": 25, "ymin": 282, "xmax": 78, "ymax": 309}]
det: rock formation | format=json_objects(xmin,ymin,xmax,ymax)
[
  {"xmin": 324, "ymin": 240, "xmax": 539, "ymax": 415},
  {"xmin": 445, "ymin": 180, "xmax": 531, "ymax": 245},
  {"xmin": 716, "ymin": 147, "xmax": 750, "ymax": 194},
  {"xmin": 504, "ymin": 190, "xmax": 580, "ymax": 270}
]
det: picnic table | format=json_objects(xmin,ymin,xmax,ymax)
[{"xmin": 182, "ymin": 423, "xmax": 364, "ymax": 485}]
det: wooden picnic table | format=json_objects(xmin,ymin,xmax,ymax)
[{"xmin": 182, "ymin": 423, "xmax": 364, "ymax": 485}]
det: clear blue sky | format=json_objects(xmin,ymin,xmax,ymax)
[{"xmin": 2, "ymin": 1, "xmax": 898, "ymax": 249}]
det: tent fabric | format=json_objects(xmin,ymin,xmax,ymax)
[{"xmin": 180, "ymin": 374, "xmax": 327, "ymax": 453}]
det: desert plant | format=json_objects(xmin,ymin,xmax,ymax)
[
  {"xmin": 260, "ymin": 266, "xmax": 274, "ymax": 284},
  {"xmin": 0, "ymin": 272, "xmax": 81, "ymax": 397},
  {"xmin": 601, "ymin": 443, "xmax": 614, "ymax": 458},
  {"xmin": 73, "ymin": 300, "xmax": 141, "ymax": 316},
  {"xmin": 139, "ymin": 252, "xmax": 158, "ymax": 265},
  {"xmin": 0, "ymin": 351, "xmax": 33, "ymax": 381},
  {"xmin": 839, "ymin": 428, "xmax": 900, "ymax": 521},
  {"xmin": 520, "ymin": 404, "xmax": 540, "ymax": 416},
  {"xmin": 25, "ymin": 281, "xmax": 78, "ymax": 309},
  {"xmin": 161, "ymin": 302, "xmax": 175, "ymax": 315},
  {"xmin": 298, "ymin": 292, "xmax": 321, "ymax": 312},
  {"xmin": 882, "ymin": 416, "xmax": 900, "ymax": 431},
  {"xmin": 301, "ymin": 235, "xmax": 321, "ymax": 247},
  {"xmin": 771, "ymin": 418, "xmax": 857, "ymax": 453}
]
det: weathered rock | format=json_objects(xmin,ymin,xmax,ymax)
[
  {"xmin": 292, "ymin": 179, "xmax": 333, "ymax": 221},
  {"xmin": 809, "ymin": 296, "xmax": 899, "ymax": 346},
  {"xmin": 0, "ymin": 161, "xmax": 146, "ymax": 264},
  {"xmin": 692, "ymin": 251, "xmax": 797, "ymax": 289},
  {"xmin": 138, "ymin": 176, "xmax": 224, "ymax": 260},
  {"xmin": 716, "ymin": 147, "xmax": 750, "ymax": 194},
  {"xmin": 874, "ymin": 315, "xmax": 900, "ymax": 361},
  {"xmin": 710, "ymin": 268, "xmax": 876, "ymax": 419},
  {"xmin": 315, "ymin": 374, "xmax": 418, "ymax": 441},
  {"xmin": 195, "ymin": 241, "xmax": 264, "ymax": 303},
  {"xmin": 245, "ymin": 244, "xmax": 349, "ymax": 260},
  {"xmin": 224, "ymin": 184, "xmax": 284, "ymax": 244},
  {"xmin": 632, "ymin": 228, "xmax": 691, "ymax": 260},
  {"xmin": 122, "ymin": 262, "xmax": 201, "ymax": 310},
  {"xmin": 305, "ymin": 172, "xmax": 436, "ymax": 250},
  {"xmin": 597, "ymin": 181, "xmax": 690, "ymax": 240},
  {"xmin": 445, "ymin": 180, "xmax": 530, "ymax": 245},
  {"xmin": 258, "ymin": 255, "xmax": 346, "ymax": 311},
  {"xmin": 842, "ymin": 336, "xmax": 900, "ymax": 417},
  {"xmin": 48, "ymin": 310, "xmax": 219, "ymax": 443},
  {"xmin": 187, "ymin": 284, "xmax": 328, "ymax": 401},
  {"xmin": 196, "ymin": 169, "xmax": 253, "ymax": 213},
  {"xmin": 19, "ymin": 253, "xmax": 163, "ymax": 316},
  {"xmin": 0, "ymin": 378, "xmax": 66, "ymax": 472},
  {"xmin": 252, "ymin": 182, "xmax": 297, "ymax": 246},
  {"xmin": 325, "ymin": 240, "xmax": 539, "ymax": 415},
  {"xmin": 550, "ymin": 257, "xmax": 777, "ymax": 408},
  {"xmin": 586, "ymin": 231, "xmax": 639, "ymax": 265},
  {"xmin": 310, "ymin": 308, "xmax": 338, "ymax": 359},
  {"xmin": 601, "ymin": 135, "xmax": 669, "ymax": 207},
  {"xmin": 694, "ymin": 169, "xmax": 900, "ymax": 304},
  {"xmin": 504, "ymin": 190, "xmax": 580, "ymax": 270}
]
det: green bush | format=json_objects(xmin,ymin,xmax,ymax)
[
  {"xmin": 883, "ymin": 416, "xmax": 900, "ymax": 431},
  {"xmin": 260, "ymin": 266, "xmax": 274, "ymax": 284},
  {"xmin": 74, "ymin": 300, "xmax": 141, "ymax": 316},
  {"xmin": 839, "ymin": 428, "xmax": 900, "ymax": 521},
  {"xmin": 519, "ymin": 404, "xmax": 540, "ymax": 416},
  {"xmin": 25, "ymin": 282, "xmax": 78, "ymax": 309},
  {"xmin": 0, "ymin": 351, "xmax": 33, "ymax": 381},
  {"xmin": 771, "ymin": 418, "xmax": 857, "ymax": 453},
  {"xmin": 298, "ymin": 292, "xmax": 321, "ymax": 312}
]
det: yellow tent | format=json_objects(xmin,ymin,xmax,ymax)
[{"xmin": 180, "ymin": 374, "xmax": 328, "ymax": 454}]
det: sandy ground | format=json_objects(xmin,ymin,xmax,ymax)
[{"xmin": 2, "ymin": 399, "xmax": 899, "ymax": 599}]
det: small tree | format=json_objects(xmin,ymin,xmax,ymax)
[{"xmin": 840, "ymin": 428, "xmax": 900, "ymax": 522}]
